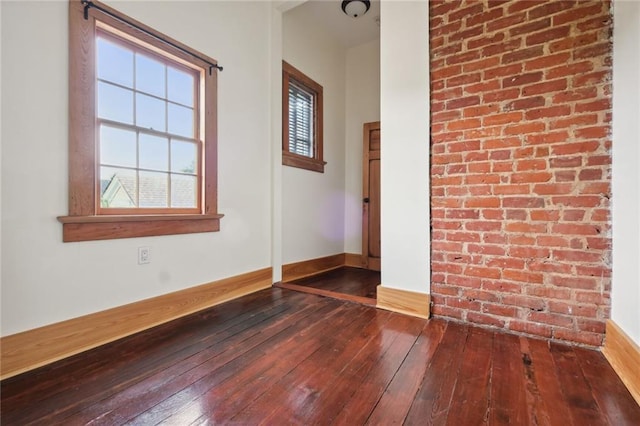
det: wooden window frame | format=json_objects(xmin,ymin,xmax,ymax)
[
  {"xmin": 282, "ymin": 61, "xmax": 326, "ymax": 173},
  {"xmin": 59, "ymin": 0, "xmax": 222, "ymax": 242}
]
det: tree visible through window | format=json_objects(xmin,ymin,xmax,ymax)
[
  {"xmin": 58, "ymin": 0, "xmax": 222, "ymax": 242},
  {"xmin": 282, "ymin": 61, "xmax": 325, "ymax": 173}
]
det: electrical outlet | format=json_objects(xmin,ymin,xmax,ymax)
[{"xmin": 138, "ymin": 247, "xmax": 151, "ymax": 264}]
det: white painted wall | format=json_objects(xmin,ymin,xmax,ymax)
[
  {"xmin": 1, "ymin": 1, "xmax": 273, "ymax": 336},
  {"xmin": 344, "ymin": 39, "xmax": 380, "ymax": 255},
  {"xmin": 281, "ymin": 6, "xmax": 347, "ymax": 263},
  {"xmin": 612, "ymin": 0, "xmax": 640, "ymax": 345},
  {"xmin": 380, "ymin": 1, "xmax": 430, "ymax": 294}
]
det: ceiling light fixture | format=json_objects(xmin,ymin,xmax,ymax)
[{"xmin": 341, "ymin": 0, "xmax": 371, "ymax": 18}]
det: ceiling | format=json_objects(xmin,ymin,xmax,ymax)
[{"xmin": 285, "ymin": 0, "xmax": 380, "ymax": 49}]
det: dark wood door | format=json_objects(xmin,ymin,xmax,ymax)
[{"xmin": 362, "ymin": 121, "xmax": 381, "ymax": 271}]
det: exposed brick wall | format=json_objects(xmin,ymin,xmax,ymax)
[{"xmin": 429, "ymin": 0, "xmax": 612, "ymax": 346}]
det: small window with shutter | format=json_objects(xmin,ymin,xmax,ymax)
[{"xmin": 282, "ymin": 61, "xmax": 325, "ymax": 173}]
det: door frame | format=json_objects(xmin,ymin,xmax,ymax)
[{"xmin": 362, "ymin": 121, "xmax": 381, "ymax": 271}]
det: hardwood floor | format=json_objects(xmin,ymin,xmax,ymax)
[
  {"xmin": 277, "ymin": 266, "xmax": 379, "ymax": 306},
  {"xmin": 2, "ymin": 287, "xmax": 639, "ymax": 425}
]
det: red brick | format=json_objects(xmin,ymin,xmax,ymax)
[
  {"xmin": 464, "ymin": 289, "xmax": 500, "ymax": 303},
  {"xmin": 552, "ymin": 88, "xmax": 598, "ymax": 104},
  {"xmin": 489, "ymin": 150, "xmax": 511, "ymax": 160},
  {"xmin": 528, "ymin": 1, "xmax": 575, "ymax": 19},
  {"xmin": 576, "ymin": 291, "xmax": 609, "ymax": 305},
  {"xmin": 467, "ymin": 312, "xmax": 506, "ymax": 328},
  {"xmin": 467, "ymin": 243, "xmax": 506, "ymax": 257},
  {"xmin": 494, "ymin": 184, "xmax": 529, "ymax": 195},
  {"xmin": 509, "ymin": 17, "xmax": 550, "ymax": 37},
  {"xmin": 549, "ymin": 32, "xmax": 599, "ymax": 54},
  {"xmin": 526, "ymin": 130, "xmax": 569, "ymax": 145},
  {"xmin": 448, "ymin": 232, "xmax": 481, "ymax": 243},
  {"xmin": 527, "ymin": 260, "xmax": 572, "ymax": 274},
  {"xmin": 449, "ymin": 25, "xmax": 484, "ymax": 43},
  {"xmin": 446, "ymin": 209, "xmax": 480, "ymax": 219},
  {"xmin": 578, "ymin": 168, "xmax": 603, "ymax": 181},
  {"xmin": 525, "ymin": 105, "xmax": 571, "ymax": 120},
  {"xmin": 487, "ymin": 12, "xmax": 526, "ymax": 32},
  {"xmin": 574, "ymin": 42, "xmax": 611, "ymax": 60},
  {"xmin": 466, "ymin": 174, "xmax": 501, "ymax": 185},
  {"xmin": 575, "ymin": 126, "xmax": 609, "ymax": 139},
  {"xmin": 503, "ymin": 269, "xmax": 544, "ymax": 284},
  {"xmin": 552, "ymin": 250, "xmax": 602, "ymax": 263},
  {"xmin": 484, "ymin": 63, "xmax": 523, "ymax": 80},
  {"xmin": 526, "ymin": 26, "xmax": 571, "ymax": 46},
  {"xmin": 463, "ymin": 104, "xmax": 501, "ymax": 118},
  {"xmin": 483, "ymin": 280, "xmax": 523, "ymax": 294},
  {"xmin": 553, "ymin": 3, "xmax": 604, "ymax": 26},
  {"xmin": 447, "ymin": 50, "xmax": 481, "ymax": 66},
  {"xmin": 552, "ymin": 223, "xmax": 601, "ymax": 235},
  {"xmin": 430, "ymin": 20, "xmax": 463, "ymax": 39},
  {"xmin": 448, "ymin": 118, "xmax": 481, "ymax": 131},
  {"xmin": 577, "ymin": 16, "xmax": 612, "ymax": 32},
  {"xmin": 504, "ymin": 122, "xmax": 547, "ymax": 136},
  {"xmin": 551, "ymin": 196, "xmax": 602, "ymax": 207},
  {"xmin": 483, "ymin": 88, "xmax": 521, "ymax": 103},
  {"xmin": 447, "ymin": 274, "xmax": 483, "ymax": 289},
  {"xmin": 431, "ymin": 305, "xmax": 465, "ymax": 320},
  {"xmin": 449, "ymin": 2, "xmax": 484, "ymax": 22},
  {"xmin": 502, "ymin": 46, "xmax": 545, "ymax": 64},
  {"xmin": 465, "ymin": 80, "xmax": 502, "ymax": 94},
  {"xmin": 432, "ymin": 262, "xmax": 464, "ymax": 274},
  {"xmin": 503, "ymin": 295, "xmax": 545, "ymax": 310},
  {"xmin": 533, "ymin": 183, "xmax": 573, "ymax": 195},
  {"xmin": 432, "ymin": 110, "xmax": 462, "ymax": 123},
  {"xmin": 546, "ymin": 61, "xmax": 594, "ymax": 79},
  {"xmin": 432, "ymin": 284, "xmax": 461, "ymax": 296},
  {"xmin": 548, "ymin": 301, "xmax": 598, "ymax": 318},
  {"xmin": 551, "ymin": 141, "xmax": 599, "ymax": 156},
  {"xmin": 506, "ymin": 209, "xmax": 528, "ymax": 221},
  {"xmin": 447, "ymin": 73, "xmax": 482, "ymax": 88},
  {"xmin": 562, "ymin": 210, "xmax": 586, "ymax": 221},
  {"xmin": 574, "ymin": 71, "xmax": 611, "ymax": 88},
  {"xmin": 536, "ymin": 235, "xmax": 570, "ymax": 247},
  {"xmin": 483, "ymin": 303, "xmax": 518, "ymax": 318},
  {"xmin": 502, "ymin": 196, "xmax": 545, "ymax": 208},
  {"xmin": 448, "ymin": 140, "xmax": 481, "ymax": 153},
  {"xmin": 465, "ymin": 266, "xmax": 502, "ymax": 279},
  {"xmin": 526, "ymin": 286, "xmax": 571, "ymax": 300},
  {"xmin": 522, "ymin": 79, "xmax": 567, "ymax": 96},
  {"xmin": 467, "ymin": 33, "xmax": 505, "ymax": 51},
  {"xmin": 553, "ymin": 329, "xmax": 603, "ymax": 346},
  {"xmin": 516, "ymin": 159, "xmax": 546, "ymax": 171},
  {"xmin": 487, "ymin": 257, "xmax": 526, "ymax": 270},
  {"xmin": 502, "ymin": 72, "xmax": 543, "ymax": 88},
  {"xmin": 483, "ymin": 112, "xmax": 523, "ymax": 126},
  {"xmin": 506, "ymin": 96, "xmax": 546, "ymax": 111},
  {"xmin": 576, "ymin": 319, "xmax": 606, "ymax": 334},
  {"xmin": 482, "ymin": 39, "xmax": 522, "ymax": 58},
  {"xmin": 509, "ymin": 235, "xmax": 536, "ymax": 246},
  {"xmin": 509, "ymin": 247, "xmax": 550, "ymax": 259},
  {"xmin": 505, "ymin": 222, "xmax": 546, "ymax": 234},
  {"xmin": 550, "ymin": 157, "xmax": 582, "ymax": 168},
  {"xmin": 468, "ymin": 162, "xmax": 491, "ymax": 173},
  {"xmin": 524, "ymin": 53, "xmax": 571, "ymax": 72},
  {"xmin": 509, "ymin": 320, "xmax": 552, "ymax": 338},
  {"xmin": 511, "ymin": 172, "xmax": 552, "ymax": 184},
  {"xmin": 530, "ymin": 210, "xmax": 560, "ymax": 221},
  {"xmin": 528, "ymin": 312, "xmax": 573, "ymax": 329}
]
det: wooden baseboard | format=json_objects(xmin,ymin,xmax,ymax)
[
  {"xmin": 344, "ymin": 253, "xmax": 367, "ymax": 268},
  {"xmin": 602, "ymin": 319, "xmax": 640, "ymax": 406},
  {"xmin": 282, "ymin": 253, "xmax": 346, "ymax": 282},
  {"xmin": 376, "ymin": 285, "xmax": 430, "ymax": 319},
  {"xmin": 0, "ymin": 268, "xmax": 272, "ymax": 380}
]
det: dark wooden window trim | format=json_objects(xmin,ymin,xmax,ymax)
[
  {"xmin": 59, "ymin": 0, "xmax": 222, "ymax": 242},
  {"xmin": 282, "ymin": 60, "xmax": 325, "ymax": 173}
]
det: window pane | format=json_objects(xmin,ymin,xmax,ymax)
[
  {"xmin": 97, "ymin": 37, "xmax": 133, "ymax": 88},
  {"xmin": 139, "ymin": 171, "xmax": 168, "ymax": 207},
  {"xmin": 139, "ymin": 133, "xmax": 169, "ymax": 171},
  {"xmin": 100, "ymin": 125, "xmax": 136, "ymax": 168},
  {"xmin": 171, "ymin": 140, "xmax": 197, "ymax": 174},
  {"xmin": 168, "ymin": 103, "xmax": 194, "ymax": 138},
  {"xmin": 288, "ymin": 83, "xmax": 314, "ymax": 158},
  {"xmin": 171, "ymin": 174, "xmax": 197, "ymax": 208},
  {"xmin": 136, "ymin": 54, "xmax": 165, "ymax": 98},
  {"xmin": 168, "ymin": 67, "xmax": 194, "ymax": 106},
  {"xmin": 136, "ymin": 93, "xmax": 166, "ymax": 132},
  {"xmin": 98, "ymin": 82, "xmax": 134, "ymax": 124},
  {"xmin": 100, "ymin": 167, "xmax": 137, "ymax": 208}
]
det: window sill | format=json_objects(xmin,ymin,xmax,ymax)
[
  {"xmin": 57, "ymin": 214, "xmax": 224, "ymax": 242},
  {"xmin": 282, "ymin": 151, "xmax": 326, "ymax": 173}
]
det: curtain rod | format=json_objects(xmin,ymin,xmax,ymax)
[{"xmin": 81, "ymin": 0, "xmax": 223, "ymax": 74}]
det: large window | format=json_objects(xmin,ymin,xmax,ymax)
[
  {"xmin": 59, "ymin": 0, "xmax": 222, "ymax": 242},
  {"xmin": 282, "ymin": 61, "xmax": 325, "ymax": 173}
]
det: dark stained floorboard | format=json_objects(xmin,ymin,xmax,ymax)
[
  {"xmin": 287, "ymin": 266, "xmax": 379, "ymax": 300},
  {"xmin": 2, "ymin": 282, "xmax": 639, "ymax": 425}
]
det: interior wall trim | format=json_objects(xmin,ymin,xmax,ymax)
[
  {"xmin": 376, "ymin": 285, "xmax": 430, "ymax": 319},
  {"xmin": 602, "ymin": 319, "xmax": 640, "ymax": 405},
  {"xmin": 0, "ymin": 267, "xmax": 272, "ymax": 380},
  {"xmin": 282, "ymin": 253, "xmax": 346, "ymax": 282}
]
